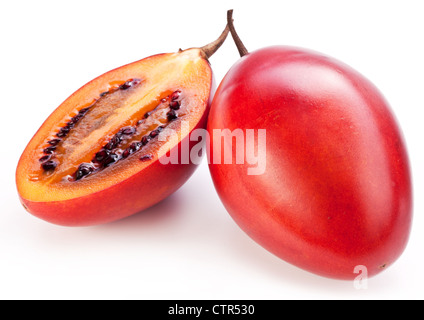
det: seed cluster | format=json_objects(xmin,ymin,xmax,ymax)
[
  {"xmin": 39, "ymin": 106, "xmax": 92, "ymax": 172},
  {"xmin": 39, "ymin": 79, "xmax": 142, "ymax": 174},
  {"xmin": 73, "ymin": 90, "xmax": 182, "ymax": 181}
]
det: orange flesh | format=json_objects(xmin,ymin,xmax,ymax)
[
  {"xmin": 40, "ymin": 84, "xmax": 179, "ymax": 183},
  {"xmin": 17, "ymin": 48, "xmax": 212, "ymax": 202}
]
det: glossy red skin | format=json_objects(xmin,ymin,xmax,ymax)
[{"xmin": 208, "ymin": 46, "xmax": 412, "ymax": 280}]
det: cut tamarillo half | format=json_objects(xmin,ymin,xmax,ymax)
[{"xmin": 16, "ymin": 24, "xmax": 229, "ymax": 226}]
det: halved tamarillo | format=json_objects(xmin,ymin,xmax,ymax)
[
  {"xmin": 16, "ymin": 24, "xmax": 229, "ymax": 226},
  {"xmin": 207, "ymin": 10, "xmax": 412, "ymax": 279}
]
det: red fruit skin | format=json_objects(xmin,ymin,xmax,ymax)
[
  {"xmin": 19, "ymin": 120, "xmax": 207, "ymax": 227},
  {"xmin": 207, "ymin": 46, "xmax": 413, "ymax": 280},
  {"xmin": 20, "ymin": 152, "xmax": 195, "ymax": 226}
]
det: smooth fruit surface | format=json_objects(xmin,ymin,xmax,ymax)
[
  {"xmin": 17, "ymin": 48, "xmax": 214, "ymax": 226},
  {"xmin": 207, "ymin": 46, "xmax": 412, "ymax": 279}
]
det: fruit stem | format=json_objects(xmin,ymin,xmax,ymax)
[
  {"xmin": 227, "ymin": 9, "xmax": 249, "ymax": 57},
  {"xmin": 200, "ymin": 24, "xmax": 230, "ymax": 60}
]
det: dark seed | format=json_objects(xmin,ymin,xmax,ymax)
[
  {"xmin": 120, "ymin": 126, "xmax": 136, "ymax": 135},
  {"xmin": 105, "ymin": 135, "xmax": 121, "ymax": 150},
  {"xmin": 56, "ymin": 131, "xmax": 67, "ymax": 138},
  {"xmin": 144, "ymin": 111, "xmax": 151, "ymax": 119},
  {"xmin": 79, "ymin": 107, "xmax": 90, "ymax": 115},
  {"xmin": 61, "ymin": 126, "xmax": 70, "ymax": 134},
  {"xmin": 39, "ymin": 155, "xmax": 51, "ymax": 162},
  {"xmin": 61, "ymin": 109, "xmax": 87, "ymax": 135},
  {"xmin": 120, "ymin": 83, "xmax": 131, "ymax": 90},
  {"xmin": 170, "ymin": 100, "xmax": 180, "ymax": 110},
  {"xmin": 141, "ymin": 136, "xmax": 150, "ymax": 145},
  {"xmin": 122, "ymin": 149, "xmax": 131, "ymax": 158},
  {"xmin": 149, "ymin": 130, "xmax": 159, "ymax": 138},
  {"xmin": 170, "ymin": 91, "xmax": 181, "ymax": 101},
  {"xmin": 48, "ymin": 139, "xmax": 61, "ymax": 146},
  {"xmin": 75, "ymin": 163, "xmax": 94, "ymax": 180},
  {"xmin": 103, "ymin": 153, "xmax": 120, "ymax": 167},
  {"xmin": 119, "ymin": 79, "xmax": 140, "ymax": 90},
  {"xmin": 56, "ymin": 125, "xmax": 70, "ymax": 137},
  {"xmin": 122, "ymin": 142, "xmax": 141, "ymax": 159},
  {"xmin": 66, "ymin": 122, "xmax": 75, "ymax": 129},
  {"xmin": 167, "ymin": 109, "xmax": 177, "ymax": 121},
  {"xmin": 43, "ymin": 146, "xmax": 57, "ymax": 154},
  {"xmin": 105, "ymin": 142, "xmax": 113, "ymax": 150},
  {"xmin": 70, "ymin": 113, "xmax": 83, "ymax": 124},
  {"xmin": 139, "ymin": 154, "xmax": 153, "ymax": 162},
  {"xmin": 42, "ymin": 160, "xmax": 57, "ymax": 171},
  {"xmin": 129, "ymin": 141, "xmax": 142, "ymax": 152},
  {"xmin": 94, "ymin": 149, "xmax": 110, "ymax": 163}
]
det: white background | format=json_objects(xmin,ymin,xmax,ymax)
[{"xmin": 1, "ymin": 0, "xmax": 423, "ymax": 300}]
